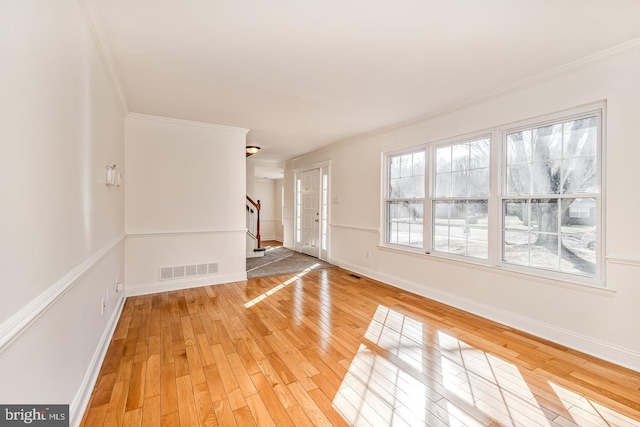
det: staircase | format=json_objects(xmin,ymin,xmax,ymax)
[{"xmin": 247, "ymin": 196, "xmax": 266, "ymax": 258}]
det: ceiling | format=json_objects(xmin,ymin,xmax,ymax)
[{"xmin": 93, "ymin": 0, "xmax": 640, "ymax": 161}]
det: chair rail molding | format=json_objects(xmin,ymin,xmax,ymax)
[{"xmin": 0, "ymin": 233, "xmax": 125, "ymax": 354}]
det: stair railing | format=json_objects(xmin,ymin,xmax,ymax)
[{"xmin": 246, "ymin": 196, "xmax": 261, "ymax": 248}]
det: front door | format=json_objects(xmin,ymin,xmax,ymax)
[{"xmin": 301, "ymin": 168, "xmax": 320, "ymax": 257}]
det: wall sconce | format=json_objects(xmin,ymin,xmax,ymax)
[
  {"xmin": 246, "ymin": 146, "xmax": 260, "ymax": 157},
  {"xmin": 106, "ymin": 165, "xmax": 116, "ymax": 186}
]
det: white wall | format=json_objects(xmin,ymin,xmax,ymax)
[
  {"xmin": 252, "ymin": 179, "xmax": 277, "ymax": 240},
  {"xmin": 125, "ymin": 115, "xmax": 248, "ymax": 294},
  {"xmin": 246, "ymin": 157, "xmax": 256, "ymax": 202},
  {"xmin": 274, "ymin": 178, "xmax": 285, "ymax": 241},
  {"xmin": 285, "ymin": 45, "xmax": 640, "ymax": 371},
  {"xmin": 0, "ymin": 0, "xmax": 126, "ymax": 423}
]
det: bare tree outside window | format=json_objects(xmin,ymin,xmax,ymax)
[
  {"xmin": 503, "ymin": 117, "xmax": 598, "ymax": 276},
  {"xmin": 383, "ymin": 107, "xmax": 602, "ymax": 284}
]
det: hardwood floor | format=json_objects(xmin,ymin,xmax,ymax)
[
  {"xmin": 81, "ymin": 267, "xmax": 640, "ymax": 426},
  {"xmin": 260, "ymin": 240, "xmax": 283, "ymax": 248}
]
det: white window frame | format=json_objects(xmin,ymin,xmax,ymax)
[
  {"xmin": 498, "ymin": 106, "xmax": 604, "ymax": 286},
  {"xmin": 381, "ymin": 102, "xmax": 605, "ymax": 288},
  {"xmin": 383, "ymin": 147, "xmax": 428, "ymax": 252},
  {"xmin": 429, "ymin": 134, "xmax": 493, "ymax": 263}
]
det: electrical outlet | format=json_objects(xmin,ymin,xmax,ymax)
[
  {"xmin": 101, "ymin": 299, "xmax": 106, "ymax": 315},
  {"xmin": 366, "ymin": 250, "xmax": 371, "ymax": 259}
]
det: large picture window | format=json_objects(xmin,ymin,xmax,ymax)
[
  {"xmin": 502, "ymin": 116, "xmax": 599, "ymax": 277},
  {"xmin": 383, "ymin": 106, "xmax": 603, "ymax": 285}
]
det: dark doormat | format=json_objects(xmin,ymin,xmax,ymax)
[{"xmin": 246, "ymin": 247, "xmax": 335, "ymax": 279}]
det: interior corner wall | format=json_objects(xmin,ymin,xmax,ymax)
[
  {"xmin": 285, "ymin": 47, "xmax": 640, "ymax": 371},
  {"xmin": 0, "ymin": 0, "xmax": 126, "ymax": 421},
  {"xmin": 124, "ymin": 115, "xmax": 248, "ymax": 295}
]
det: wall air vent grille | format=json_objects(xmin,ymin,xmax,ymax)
[
  {"xmin": 197, "ymin": 264, "xmax": 208, "ymax": 275},
  {"xmin": 160, "ymin": 267, "xmax": 173, "ymax": 280},
  {"xmin": 159, "ymin": 262, "xmax": 219, "ymax": 280},
  {"xmin": 173, "ymin": 266, "xmax": 185, "ymax": 278},
  {"xmin": 186, "ymin": 265, "xmax": 197, "ymax": 276}
]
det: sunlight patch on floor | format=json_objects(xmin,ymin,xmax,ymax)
[
  {"xmin": 244, "ymin": 263, "xmax": 320, "ymax": 308},
  {"xmin": 333, "ymin": 306, "xmax": 640, "ymax": 427}
]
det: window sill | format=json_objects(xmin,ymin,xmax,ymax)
[{"xmin": 377, "ymin": 244, "xmax": 616, "ymax": 297}]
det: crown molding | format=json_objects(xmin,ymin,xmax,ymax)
[
  {"xmin": 127, "ymin": 113, "xmax": 250, "ymax": 135},
  {"xmin": 78, "ymin": 0, "xmax": 129, "ymax": 113},
  {"xmin": 291, "ymin": 37, "xmax": 640, "ymax": 163}
]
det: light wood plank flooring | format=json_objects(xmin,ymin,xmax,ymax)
[
  {"xmin": 81, "ymin": 267, "xmax": 640, "ymax": 426},
  {"xmin": 260, "ymin": 240, "xmax": 283, "ymax": 248}
]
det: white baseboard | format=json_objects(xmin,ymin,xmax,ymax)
[
  {"xmin": 126, "ymin": 272, "xmax": 247, "ymax": 297},
  {"xmin": 331, "ymin": 257, "xmax": 640, "ymax": 372},
  {"xmin": 70, "ymin": 295, "xmax": 126, "ymax": 427}
]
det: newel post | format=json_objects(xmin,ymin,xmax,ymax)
[{"xmin": 256, "ymin": 200, "xmax": 261, "ymax": 248}]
